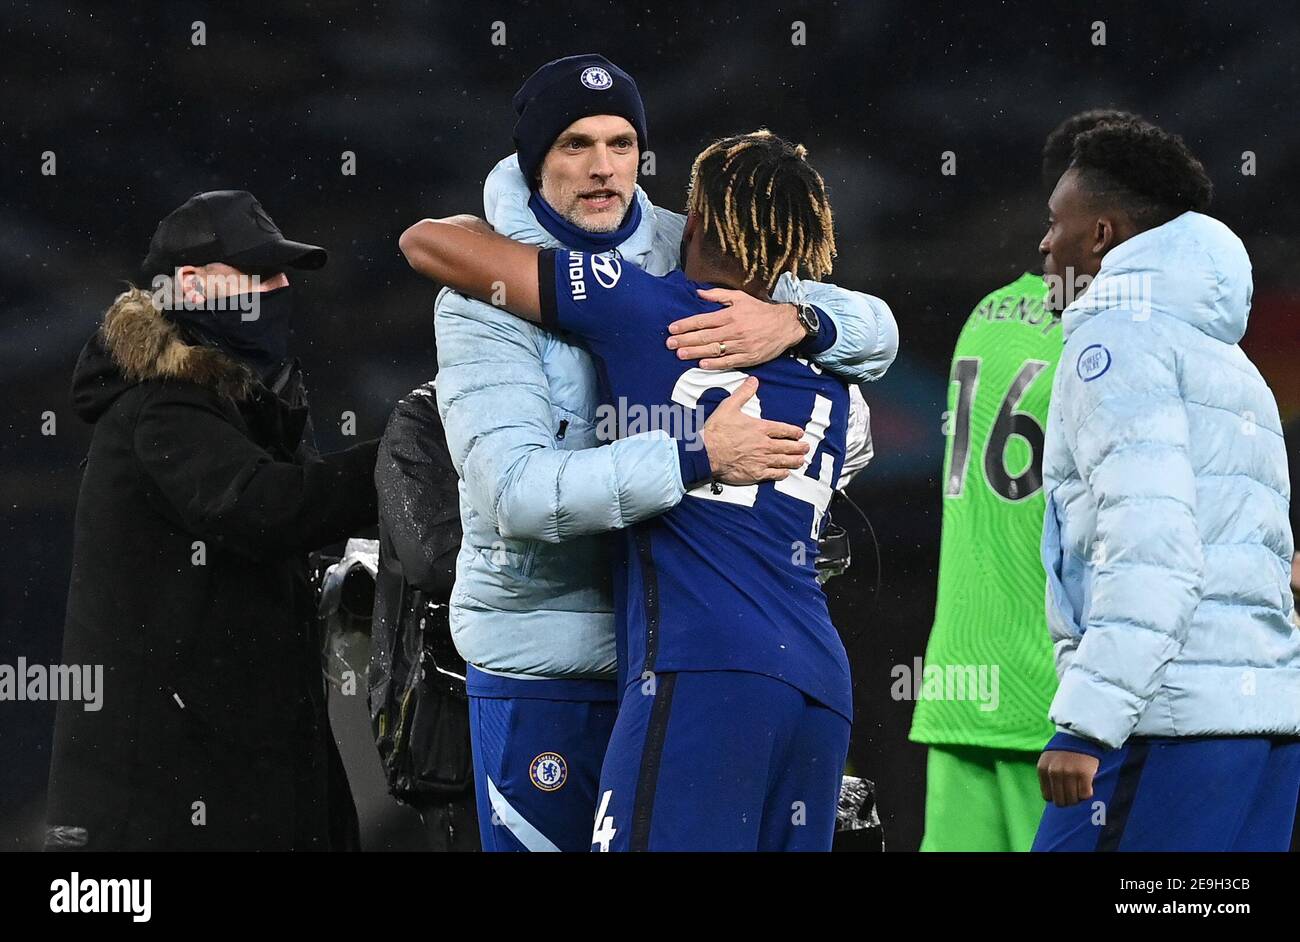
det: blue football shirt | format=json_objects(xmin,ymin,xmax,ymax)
[{"xmin": 538, "ymin": 248, "xmax": 853, "ymax": 721}]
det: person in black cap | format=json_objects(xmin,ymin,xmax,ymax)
[
  {"xmin": 44, "ymin": 191, "xmax": 378, "ymax": 851},
  {"xmin": 141, "ymin": 189, "xmax": 328, "ymax": 381}
]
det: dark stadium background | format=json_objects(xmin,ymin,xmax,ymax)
[{"xmin": 2, "ymin": 0, "xmax": 1296, "ymax": 851}]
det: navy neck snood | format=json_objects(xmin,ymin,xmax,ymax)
[
  {"xmin": 168, "ymin": 285, "xmax": 294, "ymax": 381},
  {"xmin": 528, "ymin": 191, "xmax": 642, "ymax": 253}
]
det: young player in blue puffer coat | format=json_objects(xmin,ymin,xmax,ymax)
[{"xmin": 1034, "ymin": 120, "xmax": 1299, "ymax": 851}]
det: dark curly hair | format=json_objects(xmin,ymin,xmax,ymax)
[
  {"xmin": 1070, "ymin": 119, "xmax": 1214, "ymax": 230},
  {"xmin": 1041, "ymin": 108, "xmax": 1143, "ymax": 186}
]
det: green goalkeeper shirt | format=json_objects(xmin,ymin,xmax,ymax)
[{"xmin": 909, "ymin": 272, "xmax": 1062, "ymax": 751}]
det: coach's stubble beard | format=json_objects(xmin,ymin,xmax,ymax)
[
  {"xmin": 562, "ymin": 192, "xmax": 630, "ymax": 233},
  {"xmin": 542, "ymin": 169, "xmax": 633, "ymax": 234}
]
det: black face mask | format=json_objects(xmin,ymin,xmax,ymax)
[{"xmin": 169, "ymin": 285, "xmax": 294, "ymax": 380}]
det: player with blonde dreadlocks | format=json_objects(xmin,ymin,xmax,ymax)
[
  {"xmin": 400, "ymin": 128, "xmax": 872, "ymax": 850},
  {"xmin": 686, "ymin": 129, "xmax": 837, "ymax": 292}
]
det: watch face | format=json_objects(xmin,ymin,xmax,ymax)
[{"xmin": 799, "ymin": 303, "xmax": 819, "ymax": 333}]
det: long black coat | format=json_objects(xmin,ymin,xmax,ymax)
[{"xmin": 45, "ymin": 287, "xmax": 378, "ymax": 851}]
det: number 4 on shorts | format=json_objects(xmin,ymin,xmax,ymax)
[{"xmin": 591, "ymin": 789, "xmax": 617, "ymax": 852}]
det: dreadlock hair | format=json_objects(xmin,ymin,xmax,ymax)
[
  {"xmin": 686, "ymin": 129, "xmax": 836, "ymax": 293},
  {"xmin": 1070, "ymin": 118, "xmax": 1214, "ymax": 231},
  {"xmin": 1041, "ymin": 108, "xmax": 1144, "ymax": 187}
]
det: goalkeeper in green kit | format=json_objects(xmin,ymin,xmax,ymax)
[{"xmin": 910, "ymin": 110, "xmax": 1140, "ymax": 851}]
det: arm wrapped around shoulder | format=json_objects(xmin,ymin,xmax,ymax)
[{"xmin": 434, "ymin": 289, "xmax": 685, "ymax": 544}]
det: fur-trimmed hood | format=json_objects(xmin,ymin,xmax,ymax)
[{"xmin": 72, "ymin": 287, "xmax": 256, "ymax": 422}]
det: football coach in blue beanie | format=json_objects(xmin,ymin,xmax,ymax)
[{"xmin": 409, "ymin": 51, "xmax": 899, "ymax": 853}]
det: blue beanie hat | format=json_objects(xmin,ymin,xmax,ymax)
[{"xmin": 512, "ymin": 54, "xmax": 648, "ymax": 189}]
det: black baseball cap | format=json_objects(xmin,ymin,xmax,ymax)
[{"xmin": 141, "ymin": 190, "xmax": 327, "ymax": 278}]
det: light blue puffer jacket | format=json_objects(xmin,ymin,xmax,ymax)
[
  {"xmin": 1042, "ymin": 211, "xmax": 1298, "ymax": 749},
  {"xmin": 434, "ymin": 155, "xmax": 899, "ymax": 679}
]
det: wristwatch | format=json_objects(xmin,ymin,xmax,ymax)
[{"xmin": 793, "ymin": 301, "xmax": 821, "ymax": 347}]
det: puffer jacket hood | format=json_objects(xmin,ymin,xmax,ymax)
[
  {"xmin": 1063, "ymin": 211, "xmax": 1253, "ymax": 345},
  {"xmin": 71, "ymin": 287, "xmax": 255, "ymax": 423}
]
